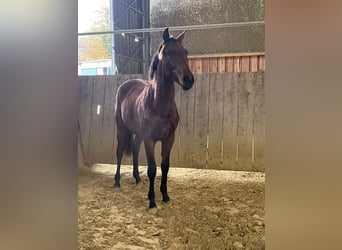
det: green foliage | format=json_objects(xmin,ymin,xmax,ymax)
[{"xmin": 78, "ymin": 5, "xmax": 112, "ymax": 61}]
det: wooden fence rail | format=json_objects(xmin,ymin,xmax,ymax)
[
  {"xmin": 79, "ymin": 72, "xmax": 265, "ymax": 171},
  {"xmin": 188, "ymin": 52, "xmax": 265, "ymax": 73}
]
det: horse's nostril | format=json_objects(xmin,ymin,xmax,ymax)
[
  {"xmin": 182, "ymin": 75, "xmax": 194, "ymax": 90},
  {"xmin": 184, "ymin": 75, "xmax": 194, "ymax": 84},
  {"xmin": 190, "ymin": 76, "xmax": 194, "ymax": 83}
]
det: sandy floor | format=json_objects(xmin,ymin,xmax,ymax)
[{"xmin": 78, "ymin": 164, "xmax": 265, "ymax": 249}]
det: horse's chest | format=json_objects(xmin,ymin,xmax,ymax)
[{"xmin": 150, "ymin": 119, "xmax": 176, "ymax": 141}]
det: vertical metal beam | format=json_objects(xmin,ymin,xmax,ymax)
[
  {"xmin": 142, "ymin": 0, "xmax": 150, "ymax": 74},
  {"xmin": 110, "ymin": 0, "xmax": 117, "ymax": 74},
  {"xmin": 108, "ymin": 0, "xmax": 150, "ymax": 74}
]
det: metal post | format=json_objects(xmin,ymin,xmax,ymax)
[
  {"xmin": 142, "ymin": 0, "xmax": 150, "ymax": 74},
  {"xmin": 109, "ymin": 0, "xmax": 117, "ymax": 74}
]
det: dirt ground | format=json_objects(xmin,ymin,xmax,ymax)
[{"xmin": 78, "ymin": 164, "xmax": 265, "ymax": 250}]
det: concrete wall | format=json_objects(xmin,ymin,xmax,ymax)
[{"xmin": 150, "ymin": 0, "xmax": 264, "ymax": 55}]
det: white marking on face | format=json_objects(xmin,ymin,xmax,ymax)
[{"xmin": 158, "ymin": 45, "xmax": 164, "ymax": 60}]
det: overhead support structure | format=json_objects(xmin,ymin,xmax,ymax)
[
  {"xmin": 78, "ymin": 21, "xmax": 265, "ymax": 36},
  {"xmin": 109, "ymin": 0, "xmax": 150, "ymax": 74}
]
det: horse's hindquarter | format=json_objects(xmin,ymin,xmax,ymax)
[{"xmin": 117, "ymin": 79, "xmax": 147, "ymax": 123}]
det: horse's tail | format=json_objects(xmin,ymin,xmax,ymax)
[
  {"xmin": 115, "ymin": 83, "xmax": 132, "ymax": 156},
  {"xmin": 123, "ymin": 129, "xmax": 133, "ymax": 156}
]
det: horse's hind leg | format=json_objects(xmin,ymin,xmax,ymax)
[
  {"xmin": 114, "ymin": 127, "xmax": 126, "ymax": 188},
  {"xmin": 160, "ymin": 134, "xmax": 175, "ymax": 202},
  {"xmin": 132, "ymin": 136, "xmax": 142, "ymax": 184},
  {"xmin": 144, "ymin": 139, "xmax": 157, "ymax": 208}
]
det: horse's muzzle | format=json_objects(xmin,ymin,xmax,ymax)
[{"xmin": 182, "ymin": 75, "xmax": 195, "ymax": 90}]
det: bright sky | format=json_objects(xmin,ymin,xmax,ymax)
[{"xmin": 78, "ymin": 0, "xmax": 109, "ymax": 32}]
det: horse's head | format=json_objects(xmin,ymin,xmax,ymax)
[{"xmin": 158, "ymin": 28, "xmax": 194, "ymax": 91}]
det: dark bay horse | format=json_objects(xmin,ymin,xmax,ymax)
[{"xmin": 114, "ymin": 28, "xmax": 194, "ymax": 209}]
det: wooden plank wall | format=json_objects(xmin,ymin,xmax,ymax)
[
  {"xmin": 188, "ymin": 52, "xmax": 265, "ymax": 73},
  {"xmin": 79, "ymin": 72, "xmax": 265, "ymax": 172}
]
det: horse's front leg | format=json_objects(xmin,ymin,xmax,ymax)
[
  {"xmin": 160, "ymin": 133, "xmax": 175, "ymax": 203},
  {"xmin": 144, "ymin": 139, "xmax": 157, "ymax": 208}
]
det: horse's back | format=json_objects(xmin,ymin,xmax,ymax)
[{"xmin": 117, "ymin": 79, "xmax": 148, "ymax": 100}]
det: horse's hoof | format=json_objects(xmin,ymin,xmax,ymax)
[
  {"xmin": 162, "ymin": 193, "xmax": 170, "ymax": 203},
  {"xmin": 135, "ymin": 182, "xmax": 143, "ymax": 190},
  {"xmin": 148, "ymin": 206, "xmax": 158, "ymax": 215},
  {"xmin": 162, "ymin": 199, "xmax": 170, "ymax": 204},
  {"xmin": 113, "ymin": 183, "xmax": 120, "ymax": 188},
  {"xmin": 149, "ymin": 201, "xmax": 157, "ymax": 209}
]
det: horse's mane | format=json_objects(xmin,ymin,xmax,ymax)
[{"xmin": 149, "ymin": 50, "xmax": 159, "ymax": 80}]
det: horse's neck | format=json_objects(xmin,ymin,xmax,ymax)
[{"xmin": 152, "ymin": 64, "xmax": 175, "ymax": 115}]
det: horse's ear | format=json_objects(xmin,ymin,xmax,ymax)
[
  {"xmin": 163, "ymin": 27, "xmax": 170, "ymax": 43},
  {"xmin": 176, "ymin": 30, "xmax": 186, "ymax": 43}
]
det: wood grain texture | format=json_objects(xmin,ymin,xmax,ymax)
[
  {"xmin": 78, "ymin": 72, "xmax": 265, "ymax": 171},
  {"xmin": 222, "ymin": 73, "xmax": 239, "ymax": 170},
  {"xmin": 192, "ymin": 74, "xmax": 209, "ymax": 168},
  {"xmin": 253, "ymin": 72, "xmax": 265, "ymax": 170},
  {"xmin": 99, "ymin": 76, "xmax": 117, "ymax": 163},
  {"xmin": 207, "ymin": 73, "xmax": 224, "ymax": 169},
  {"xmin": 237, "ymin": 73, "xmax": 254, "ymax": 170},
  {"xmin": 178, "ymin": 82, "xmax": 195, "ymax": 167},
  {"xmin": 233, "ymin": 57, "xmax": 241, "ymax": 72},
  {"xmin": 78, "ymin": 76, "xmax": 93, "ymax": 166},
  {"xmin": 87, "ymin": 76, "xmax": 106, "ymax": 164}
]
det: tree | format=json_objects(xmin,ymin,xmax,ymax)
[{"xmin": 78, "ymin": 5, "xmax": 112, "ymax": 61}]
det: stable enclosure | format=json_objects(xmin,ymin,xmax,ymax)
[
  {"xmin": 78, "ymin": 53, "xmax": 265, "ymax": 171},
  {"xmin": 78, "ymin": 0, "xmax": 266, "ymax": 248}
]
